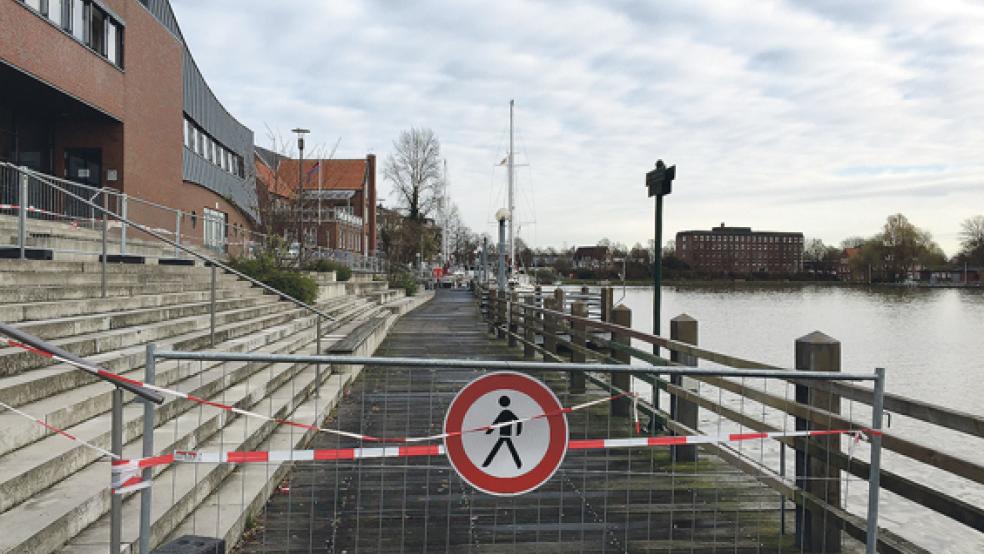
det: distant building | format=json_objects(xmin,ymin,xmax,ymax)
[
  {"xmin": 573, "ymin": 246, "xmax": 612, "ymax": 269},
  {"xmin": 838, "ymin": 247, "xmax": 865, "ymax": 282},
  {"xmin": 676, "ymin": 223, "xmax": 803, "ymax": 275},
  {"xmin": 255, "ymin": 148, "xmax": 377, "ymax": 255}
]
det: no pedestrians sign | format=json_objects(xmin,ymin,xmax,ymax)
[{"xmin": 443, "ymin": 372, "xmax": 568, "ymax": 496}]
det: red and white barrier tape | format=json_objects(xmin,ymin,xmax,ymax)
[
  {"xmin": 0, "ymin": 398, "xmax": 118, "ymax": 460},
  {"xmin": 107, "ymin": 428, "xmax": 878, "ymax": 494}
]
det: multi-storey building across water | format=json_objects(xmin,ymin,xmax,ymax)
[{"xmin": 676, "ymin": 223, "xmax": 804, "ymax": 275}]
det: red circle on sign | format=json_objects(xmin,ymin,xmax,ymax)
[{"xmin": 444, "ymin": 372, "xmax": 568, "ymax": 496}]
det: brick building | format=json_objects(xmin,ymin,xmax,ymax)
[
  {"xmin": 1, "ymin": 0, "xmax": 257, "ymax": 252},
  {"xmin": 254, "ymin": 148, "xmax": 377, "ymax": 256},
  {"xmin": 676, "ymin": 223, "xmax": 804, "ymax": 275}
]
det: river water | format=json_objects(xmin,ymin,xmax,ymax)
[{"xmin": 566, "ymin": 284, "xmax": 984, "ymax": 552}]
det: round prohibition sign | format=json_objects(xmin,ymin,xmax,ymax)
[{"xmin": 443, "ymin": 371, "xmax": 568, "ymax": 496}]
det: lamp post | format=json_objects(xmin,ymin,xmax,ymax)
[{"xmin": 292, "ymin": 127, "xmax": 310, "ymax": 260}]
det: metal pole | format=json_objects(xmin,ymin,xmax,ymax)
[
  {"xmin": 18, "ymin": 170, "xmax": 27, "ymax": 260},
  {"xmin": 209, "ymin": 265, "xmax": 217, "ymax": 346},
  {"xmin": 120, "ymin": 193, "xmax": 127, "ymax": 255},
  {"xmin": 481, "ymin": 237, "xmax": 488, "ymax": 285},
  {"xmin": 110, "ymin": 387, "xmax": 124, "ymax": 554},
  {"xmin": 508, "ymin": 100, "xmax": 515, "ymax": 274},
  {"xmin": 101, "ymin": 191, "xmax": 108, "ymax": 298},
  {"xmin": 139, "ymin": 344, "xmax": 156, "ymax": 554},
  {"xmin": 654, "ymin": 194, "xmax": 663, "ymax": 352},
  {"xmin": 497, "ymin": 219, "xmax": 507, "ymax": 291},
  {"xmin": 315, "ymin": 316, "xmax": 322, "ymax": 398},
  {"xmin": 865, "ymin": 367, "xmax": 886, "ymax": 553}
]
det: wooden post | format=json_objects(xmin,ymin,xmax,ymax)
[
  {"xmin": 600, "ymin": 287, "xmax": 614, "ymax": 324},
  {"xmin": 670, "ymin": 314, "xmax": 699, "ymax": 462},
  {"xmin": 570, "ymin": 301, "xmax": 587, "ymax": 394},
  {"xmin": 794, "ymin": 331, "xmax": 842, "ymax": 553},
  {"xmin": 542, "ymin": 297, "xmax": 557, "ymax": 360},
  {"xmin": 610, "ymin": 304, "xmax": 631, "ymax": 417},
  {"xmin": 523, "ymin": 295, "xmax": 535, "ymax": 359},
  {"xmin": 508, "ymin": 291, "xmax": 519, "ymax": 346},
  {"xmin": 534, "ymin": 285, "xmax": 543, "ymax": 310}
]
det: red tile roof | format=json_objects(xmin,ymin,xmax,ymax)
[{"xmin": 273, "ymin": 159, "xmax": 367, "ymax": 196}]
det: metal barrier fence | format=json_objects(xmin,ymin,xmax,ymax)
[
  {"xmin": 478, "ymin": 283, "xmax": 984, "ymax": 553},
  {"xmin": 0, "ymin": 163, "xmax": 386, "ymax": 272},
  {"xmin": 76, "ymin": 346, "xmax": 885, "ymax": 553}
]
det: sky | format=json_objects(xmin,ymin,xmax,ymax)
[{"xmin": 171, "ymin": 0, "xmax": 984, "ymax": 256}]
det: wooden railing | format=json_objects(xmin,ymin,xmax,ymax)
[{"xmin": 476, "ymin": 284, "xmax": 982, "ymax": 554}]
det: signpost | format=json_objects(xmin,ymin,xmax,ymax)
[
  {"xmin": 645, "ymin": 160, "xmax": 676, "ymax": 351},
  {"xmin": 444, "ymin": 372, "xmax": 568, "ymax": 496}
]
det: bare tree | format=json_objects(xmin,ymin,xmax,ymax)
[
  {"xmin": 958, "ymin": 215, "xmax": 984, "ymax": 265},
  {"xmin": 384, "ymin": 128, "xmax": 444, "ymax": 221}
]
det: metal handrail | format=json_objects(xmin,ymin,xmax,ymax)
[{"xmin": 11, "ymin": 164, "xmax": 336, "ymax": 322}]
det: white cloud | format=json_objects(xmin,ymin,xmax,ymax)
[{"xmin": 172, "ymin": 0, "xmax": 984, "ymax": 255}]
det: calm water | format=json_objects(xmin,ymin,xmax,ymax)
[{"xmin": 570, "ymin": 284, "xmax": 984, "ymax": 552}]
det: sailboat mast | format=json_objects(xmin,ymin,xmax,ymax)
[{"xmin": 508, "ymin": 99, "xmax": 515, "ymax": 274}]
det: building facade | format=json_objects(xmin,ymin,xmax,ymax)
[
  {"xmin": 676, "ymin": 223, "xmax": 804, "ymax": 275},
  {"xmin": 254, "ymin": 148, "xmax": 377, "ymax": 256},
  {"xmin": 1, "ymin": 0, "xmax": 257, "ymax": 251}
]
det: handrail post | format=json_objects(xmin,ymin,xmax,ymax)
[
  {"xmin": 315, "ymin": 316, "xmax": 322, "ymax": 398},
  {"xmin": 174, "ymin": 211, "xmax": 181, "ymax": 257},
  {"xmin": 570, "ymin": 301, "xmax": 588, "ymax": 394},
  {"xmin": 119, "ymin": 193, "xmax": 127, "ymax": 255},
  {"xmin": 139, "ymin": 344, "xmax": 156, "ymax": 554},
  {"xmin": 110, "ymin": 386, "xmax": 124, "ymax": 554},
  {"xmin": 794, "ymin": 331, "xmax": 842, "ymax": 552},
  {"xmin": 18, "ymin": 170, "xmax": 28, "ymax": 260},
  {"xmin": 523, "ymin": 296, "xmax": 535, "ymax": 359},
  {"xmin": 670, "ymin": 314, "xmax": 699, "ymax": 461},
  {"xmin": 865, "ymin": 367, "xmax": 886, "ymax": 554},
  {"xmin": 209, "ymin": 264, "xmax": 217, "ymax": 346},
  {"xmin": 101, "ymin": 190, "xmax": 108, "ymax": 298},
  {"xmin": 611, "ymin": 304, "xmax": 631, "ymax": 416},
  {"xmin": 508, "ymin": 291, "xmax": 519, "ymax": 347}
]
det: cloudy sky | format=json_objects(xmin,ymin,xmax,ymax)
[{"xmin": 171, "ymin": 0, "xmax": 984, "ymax": 255}]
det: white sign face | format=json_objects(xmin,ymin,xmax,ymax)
[
  {"xmin": 459, "ymin": 389, "xmax": 549, "ymax": 478},
  {"xmin": 444, "ymin": 371, "xmax": 568, "ymax": 496}
]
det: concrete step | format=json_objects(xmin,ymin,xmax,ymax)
[
  {"xmin": 0, "ymin": 260, "xmax": 207, "ymax": 274},
  {"xmin": 0, "ymin": 280, "xmax": 251, "ymax": 303},
  {"xmin": 0, "ymin": 299, "xmax": 299, "ymax": 377},
  {"xmin": 0, "ymin": 337, "xmax": 336, "ymax": 553},
  {"xmin": 0, "ymin": 296, "xmax": 370, "ymax": 427},
  {"xmin": 0, "ymin": 296, "xmax": 381, "ymax": 552},
  {"xmin": 0, "ymin": 287, "xmax": 267, "ymax": 324},
  {"xmin": 0, "ymin": 307, "xmax": 362, "ymax": 516},
  {"xmin": 12, "ymin": 294, "xmax": 279, "ymax": 341},
  {"xmin": 0, "ymin": 270, "xmax": 244, "ymax": 288}
]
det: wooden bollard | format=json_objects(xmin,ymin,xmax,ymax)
[
  {"xmin": 670, "ymin": 314, "xmax": 699, "ymax": 462},
  {"xmin": 600, "ymin": 287, "xmax": 614, "ymax": 324},
  {"xmin": 542, "ymin": 297, "xmax": 557, "ymax": 360},
  {"xmin": 569, "ymin": 301, "xmax": 588, "ymax": 394},
  {"xmin": 508, "ymin": 291, "xmax": 519, "ymax": 347},
  {"xmin": 610, "ymin": 304, "xmax": 631, "ymax": 417},
  {"xmin": 523, "ymin": 296, "xmax": 535, "ymax": 359},
  {"xmin": 794, "ymin": 331, "xmax": 842, "ymax": 553}
]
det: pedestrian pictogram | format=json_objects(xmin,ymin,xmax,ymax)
[{"xmin": 444, "ymin": 371, "xmax": 568, "ymax": 496}]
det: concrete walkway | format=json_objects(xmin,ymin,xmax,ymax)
[{"xmin": 238, "ymin": 289, "xmax": 790, "ymax": 553}]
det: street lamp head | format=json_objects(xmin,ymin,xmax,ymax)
[
  {"xmin": 495, "ymin": 208, "xmax": 511, "ymax": 222},
  {"xmin": 292, "ymin": 128, "xmax": 310, "ymax": 152}
]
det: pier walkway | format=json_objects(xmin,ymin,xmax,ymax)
[{"xmin": 240, "ymin": 289, "xmax": 791, "ymax": 553}]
